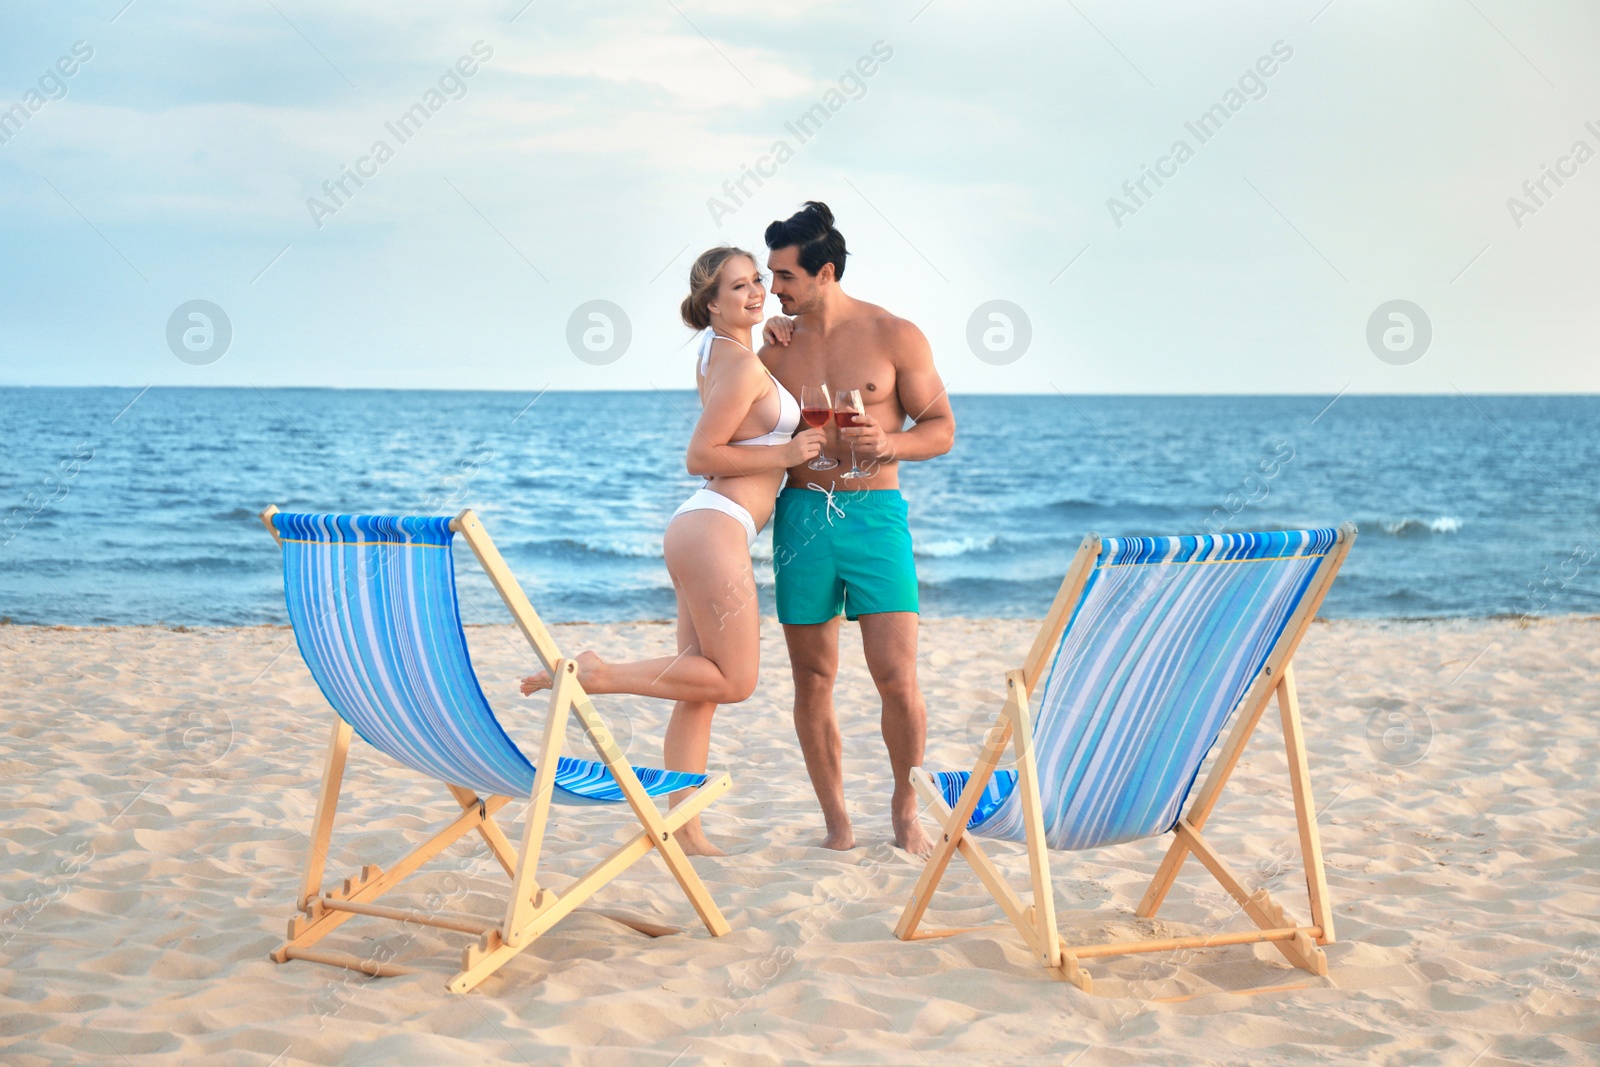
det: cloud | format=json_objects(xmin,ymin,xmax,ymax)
[{"xmin": 501, "ymin": 20, "xmax": 817, "ymax": 109}]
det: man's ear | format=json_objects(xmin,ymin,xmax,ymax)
[{"xmin": 815, "ymin": 262, "xmax": 836, "ymax": 285}]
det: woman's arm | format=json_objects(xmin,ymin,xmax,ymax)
[
  {"xmin": 685, "ymin": 343, "xmax": 823, "ymax": 478},
  {"xmin": 687, "ymin": 441, "xmax": 800, "ymax": 479}
]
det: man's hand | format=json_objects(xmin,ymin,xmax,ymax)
[
  {"xmin": 762, "ymin": 315, "xmax": 796, "ymax": 347},
  {"xmin": 839, "ymin": 411, "xmax": 892, "ymax": 459}
]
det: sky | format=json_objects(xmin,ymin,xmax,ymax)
[{"xmin": 0, "ymin": 0, "xmax": 1595, "ymax": 394}]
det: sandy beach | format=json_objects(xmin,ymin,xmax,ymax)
[{"xmin": 2, "ymin": 616, "xmax": 1597, "ymax": 1065}]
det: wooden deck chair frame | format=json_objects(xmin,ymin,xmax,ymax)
[
  {"xmin": 260, "ymin": 506, "xmax": 731, "ymax": 993},
  {"xmin": 895, "ymin": 525, "xmax": 1355, "ymax": 994}
]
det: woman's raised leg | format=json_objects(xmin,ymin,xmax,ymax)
[{"xmin": 522, "ymin": 511, "xmax": 760, "ymax": 704}]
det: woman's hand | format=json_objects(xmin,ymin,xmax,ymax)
[
  {"xmin": 782, "ymin": 427, "xmax": 827, "ymax": 467},
  {"xmin": 762, "ymin": 316, "xmax": 797, "ymax": 347}
]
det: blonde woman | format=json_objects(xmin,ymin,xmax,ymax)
[{"xmin": 522, "ymin": 247, "xmax": 824, "ymax": 854}]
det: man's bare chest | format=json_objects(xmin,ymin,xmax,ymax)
[{"xmin": 774, "ymin": 341, "xmax": 896, "ymax": 404}]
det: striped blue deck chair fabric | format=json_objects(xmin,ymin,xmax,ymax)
[
  {"xmin": 934, "ymin": 528, "xmax": 1339, "ymax": 851},
  {"xmin": 273, "ymin": 512, "xmax": 704, "ymax": 803}
]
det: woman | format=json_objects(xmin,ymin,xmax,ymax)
[{"xmin": 521, "ymin": 247, "xmax": 824, "ymax": 855}]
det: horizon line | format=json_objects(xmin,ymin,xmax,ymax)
[{"xmin": 4, "ymin": 385, "xmax": 1599, "ymax": 398}]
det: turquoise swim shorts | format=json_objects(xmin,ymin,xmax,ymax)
[{"xmin": 772, "ymin": 487, "xmax": 920, "ymax": 624}]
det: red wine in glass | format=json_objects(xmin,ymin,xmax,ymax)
[
  {"xmin": 836, "ymin": 389, "xmax": 869, "ymax": 479},
  {"xmin": 799, "ymin": 385, "xmax": 838, "ymax": 470}
]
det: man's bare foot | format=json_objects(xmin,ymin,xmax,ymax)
[
  {"xmin": 520, "ymin": 650, "xmax": 607, "ymax": 696},
  {"xmin": 818, "ymin": 825, "xmax": 856, "ymax": 851},
  {"xmin": 894, "ymin": 812, "xmax": 936, "ymax": 858}
]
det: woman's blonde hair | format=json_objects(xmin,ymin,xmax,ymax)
[{"xmin": 680, "ymin": 246, "xmax": 758, "ymax": 330}]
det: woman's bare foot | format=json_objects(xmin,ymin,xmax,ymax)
[
  {"xmin": 675, "ymin": 831, "xmax": 727, "ymax": 858},
  {"xmin": 673, "ymin": 816, "xmax": 726, "ymax": 857},
  {"xmin": 893, "ymin": 812, "xmax": 935, "ymax": 858},
  {"xmin": 520, "ymin": 650, "xmax": 608, "ymax": 696}
]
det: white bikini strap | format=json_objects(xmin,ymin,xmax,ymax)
[
  {"xmin": 697, "ymin": 327, "xmax": 715, "ymax": 376},
  {"xmin": 698, "ymin": 327, "xmax": 753, "ymax": 375}
]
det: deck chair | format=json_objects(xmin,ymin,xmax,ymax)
[
  {"xmin": 896, "ymin": 524, "xmax": 1356, "ymax": 993},
  {"xmin": 259, "ymin": 506, "xmax": 731, "ymax": 994}
]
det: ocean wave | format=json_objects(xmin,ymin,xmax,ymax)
[
  {"xmin": 103, "ymin": 554, "xmax": 261, "ymax": 573},
  {"xmin": 915, "ymin": 534, "xmax": 999, "ymax": 558},
  {"xmin": 1377, "ymin": 516, "xmax": 1462, "ymax": 537},
  {"xmin": 515, "ymin": 536, "xmax": 664, "ymax": 560},
  {"xmin": 1045, "ymin": 498, "xmax": 1186, "ymax": 522}
]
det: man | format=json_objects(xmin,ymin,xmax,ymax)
[{"xmin": 759, "ymin": 201, "xmax": 955, "ymax": 856}]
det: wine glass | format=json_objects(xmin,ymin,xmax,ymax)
[
  {"xmin": 835, "ymin": 389, "xmax": 869, "ymax": 479},
  {"xmin": 799, "ymin": 385, "xmax": 838, "ymax": 471}
]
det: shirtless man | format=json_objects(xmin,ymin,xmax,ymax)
[{"xmin": 758, "ymin": 201, "xmax": 955, "ymax": 856}]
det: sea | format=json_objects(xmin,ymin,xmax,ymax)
[{"xmin": 2, "ymin": 388, "xmax": 1597, "ymax": 627}]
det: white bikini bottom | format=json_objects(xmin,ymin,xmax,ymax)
[{"xmin": 670, "ymin": 488, "xmax": 758, "ymax": 548}]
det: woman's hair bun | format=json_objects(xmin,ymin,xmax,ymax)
[{"xmin": 680, "ymin": 246, "xmax": 757, "ymax": 331}]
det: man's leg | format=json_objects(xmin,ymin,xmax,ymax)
[
  {"xmin": 857, "ymin": 612, "xmax": 934, "ymax": 857},
  {"xmin": 782, "ymin": 618, "xmax": 852, "ymax": 850}
]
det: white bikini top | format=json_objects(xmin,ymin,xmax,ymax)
[{"xmin": 696, "ymin": 327, "xmax": 801, "ymax": 447}]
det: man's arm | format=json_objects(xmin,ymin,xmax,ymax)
[{"xmin": 841, "ymin": 318, "xmax": 954, "ymax": 463}]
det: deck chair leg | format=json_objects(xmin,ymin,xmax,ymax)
[
  {"xmin": 501, "ymin": 663, "xmax": 577, "ymax": 942},
  {"xmin": 896, "ymin": 690, "xmax": 1016, "ymax": 941},
  {"xmin": 1141, "ymin": 667, "xmax": 1333, "ymax": 955},
  {"xmin": 1176, "ymin": 821, "xmax": 1327, "ymax": 976},
  {"xmin": 1136, "ymin": 834, "xmax": 1191, "ymax": 919},
  {"xmin": 1006, "ymin": 670, "xmax": 1061, "ymax": 970},
  {"xmin": 1276, "ymin": 665, "xmax": 1334, "ymax": 943},
  {"xmin": 906, "ymin": 772, "xmax": 1039, "ymax": 953},
  {"xmin": 905, "ymin": 768, "xmax": 1092, "ymax": 992},
  {"xmin": 446, "ymin": 784, "xmax": 518, "ymax": 879},
  {"xmin": 296, "ymin": 718, "xmax": 353, "ymax": 911}
]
